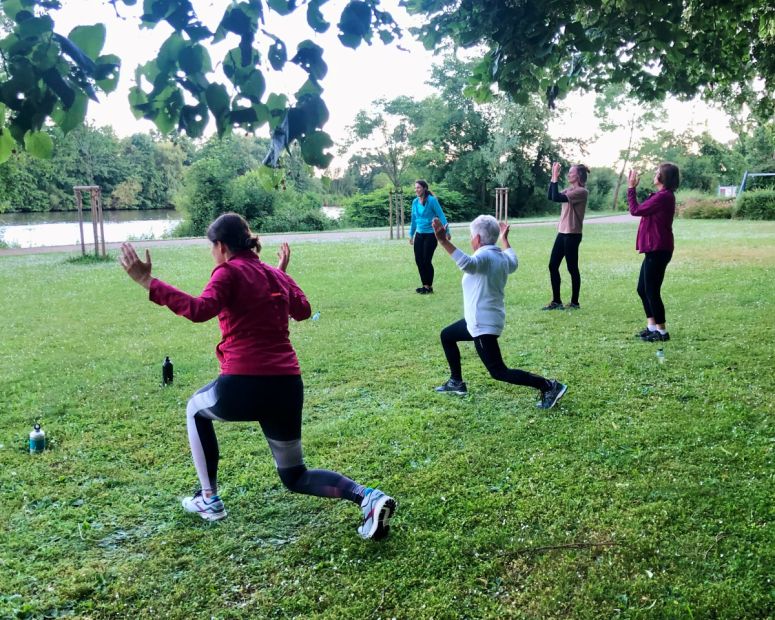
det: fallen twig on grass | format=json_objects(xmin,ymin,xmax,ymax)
[{"xmin": 496, "ymin": 540, "xmax": 619, "ymax": 557}]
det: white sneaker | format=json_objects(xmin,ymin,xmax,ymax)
[
  {"xmin": 357, "ymin": 488, "xmax": 396, "ymax": 540},
  {"xmin": 181, "ymin": 490, "xmax": 227, "ymax": 521}
]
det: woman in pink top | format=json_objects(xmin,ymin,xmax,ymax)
[
  {"xmin": 544, "ymin": 162, "xmax": 590, "ymax": 310},
  {"xmin": 120, "ymin": 213, "xmax": 395, "ymax": 540},
  {"xmin": 627, "ymin": 163, "xmax": 679, "ymax": 342}
]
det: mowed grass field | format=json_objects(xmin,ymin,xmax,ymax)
[{"xmin": 1, "ymin": 219, "xmax": 773, "ymax": 619}]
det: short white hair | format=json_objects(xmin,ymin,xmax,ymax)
[{"xmin": 470, "ymin": 215, "xmax": 500, "ymax": 246}]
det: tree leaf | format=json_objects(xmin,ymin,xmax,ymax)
[
  {"xmin": 179, "ymin": 102, "xmax": 209, "ymax": 137},
  {"xmin": 179, "ymin": 43, "xmax": 211, "ymax": 75},
  {"xmin": 307, "ymin": 0, "xmax": 330, "ymax": 33},
  {"xmin": 52, "ymin": 92, "xmax": 88, "ymax": 134},
  {"xmin": 68, "ymin": 24, "xmax": 106, "ymax": 62},
  {"xmin": 338, "ymin": 1, "xmax": 372, "ymax": 49},
  {"xmin": 268, "ymin": 40, "xmax": 287, "ymax": 70},
  {"xmin": 95, "ymin": 54, "xmax": 121, "ymax": 93},
  {"xmin": 299, "ymin": 130, "xmax": 334, "ymax": 168},
  {"xmin": 267, "ymin": 0, "xmax": 294, "ymax": 16},
  {"xmin": 291, "ymin": 40, "xmax": 327, "ymax": 80},
  {"xmin": 24, "ymin": 130, "xmax": 53, "ymax": 159}
]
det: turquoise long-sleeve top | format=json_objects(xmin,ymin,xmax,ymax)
[{"xmin": 409, "ymin": 195, "xmax": 449, "ymax": 238}]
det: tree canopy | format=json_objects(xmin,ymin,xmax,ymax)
[
  {"xmin": 0, "ymin": 0, "xmax": 401, "ymax": 166},
  {"xmin": 0, "ymin": 0, "xmax": 772, "ymax": 170},
  {"xmin": 404, "ymin": 0, "xmax": 775, "ymax": 118}
]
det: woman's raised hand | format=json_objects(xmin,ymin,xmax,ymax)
[
  {"xmin": 120, "ymin": 242, "xmax": 153, "ymax": 290},
  {"xmin": 277, "ymin": 242, "xmax": 291, "ymax": 272},
  {"xmin": 628, "ymin": 169, "xmax": 640, "ymax": 188},
  {"xmin": 431, "ymin": 218, "xmax": 447, "ymax": 242},
  {"xmin": 551, "ymin": 162, "xmax": 561, "ymax": 182}
]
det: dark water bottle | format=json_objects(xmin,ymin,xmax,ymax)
[{"xmin": 162, "ymin": 356, "xmax": 174, "ymax": 386}]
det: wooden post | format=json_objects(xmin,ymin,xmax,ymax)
[
  {"xmin": 96, "ymin": 188, "xmax": 106, "ymax": 256},
  {"xmin": 495, "ymin": 187, "xmax": 509, "ymax": 222},
  {"xmin": 399, "ymin": 190, "xmax": 405, "ymax": 238},
  {"xmin": 75, "ymin": 189, "xmax": 86, "ymax": 256},
  {"xmin": 388, "ymin": 190, "xmax": 394, "ymax": 240},
  {"xmin": 73, "ymin": 185, "xmax": 104, "ymax": 256},
  {"xmin": 90, "ymin": 190, "xmax": 99, "ymax": 256}
]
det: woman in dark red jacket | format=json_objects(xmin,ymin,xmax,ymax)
[
  {"xmin": 627, "ymin": 163, "xmax": 680, "ymax": 342},
  {"xmin": 120, "ymin": 213, "xmax": 395, "ymax": 540}
]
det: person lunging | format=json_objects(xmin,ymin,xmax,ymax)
[
  {"xmin": 120, "ymin": 213, "xmax": 395, "ymax": 539},
  {"xmin": 431, "ymin": 215, "xmax": 567, "ymax": 409}
]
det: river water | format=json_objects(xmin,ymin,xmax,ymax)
[{"xmin": 0, "ymin": 210, "xmax": 181, "ymax": 248}]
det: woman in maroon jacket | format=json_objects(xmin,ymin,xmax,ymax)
[
  {"xmin": 120, "ymin": 213, "xmax": 395, "ymax": 540},
  {"xmin": 627, "ymin": 163, "xmax": 680, "ymax": 342}
]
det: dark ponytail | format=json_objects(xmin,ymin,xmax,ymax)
[{"xmin": 207, "ymin": 213, "xmax": 261, "ymax": 255}]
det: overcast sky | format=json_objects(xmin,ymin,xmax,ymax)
[{"xmin": 51, "ymin": 0, "xmax": 737, "ymax": 172}]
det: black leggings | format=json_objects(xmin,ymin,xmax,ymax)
[
  {"xmin": 440, "ymin": 319, "xmax": 551, "ymax": 392},
  {"xmin": 637, "ymin": 250, "xmax": 673, "ymax": 325},
  {"xmin": 413, "ymin": 232, "xmax": 438, "ymax": 286},
  {"xmin": 186, "ymin": 374, "xmax": 364, "ymax": 504},
  {"xmin": 548, "ymin": 233, "xmax": 582, "ymax": 304}
]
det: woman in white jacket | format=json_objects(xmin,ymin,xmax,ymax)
[{"xmin": 431, "ymin": 215, "xmax": 567, "ymax": 409}]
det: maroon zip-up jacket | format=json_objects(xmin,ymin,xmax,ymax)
[
  {"xmin": 627, "ymin": 188, "xmax": 675, "ymax": 253},
  {"xmin": 149, "ymin": 250, "xmax": 311, "ymax": 375}
]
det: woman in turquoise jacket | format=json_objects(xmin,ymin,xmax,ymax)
[{"xmin": 409, "ymin": 180, "xmax": 449, "ymax": 294}]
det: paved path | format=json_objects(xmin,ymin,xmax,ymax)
[{"xmin": 0, "ymin": 213, "xmax": 635, "ymax": 257}]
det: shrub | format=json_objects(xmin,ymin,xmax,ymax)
[
  {"xmin": 344, "ymin": 183, "xmax": 477, "ymax": 228},
  {"xmin": 678, "ymin": 198, "xmax": 733, "ymax": 219},
  {"xmin": 586, "ymin": 168, "xmax": 618, "ymax": 211},
  {"xmin": 734, "ymin": 190, "xmax": 775, "ymax": 220},
  {"xmin": 259, "ymin": 192, "xmax": 332, "ymax": 233}
]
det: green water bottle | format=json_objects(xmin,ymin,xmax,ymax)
[{"xmin": 29, "ymin": 424, "xmax": 45, "ymax": 454}]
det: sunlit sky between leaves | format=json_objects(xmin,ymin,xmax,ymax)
[{"xmin": 53, "ymin": 1, "xmax": 737, "ymax": 175}]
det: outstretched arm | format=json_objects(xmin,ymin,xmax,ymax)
[
  {"xmin": 548, "ymin": 162, "xmax": 569, "ymax": 203},
  {"xmin": 432, "ymin": 217, "xmax": 457, "ymax": 255},
  {"xmin": 120, "ymin": 243, "xmax": 153, "ymax": 290},
  {"xmin": 277, "ymin": 242, "xmax": 290, "ymax": 272},
  {"xmin": 499, "ymin": 222, "xmax": 511, "ymax": 250}
]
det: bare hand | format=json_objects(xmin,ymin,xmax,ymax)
[
  {"xmin": 408, "ymin": 236, "xmax": 414, "ymax": 246},
  {"xmin": 628, "ymin": 169, "xmax": 640, "ymax": 188},
  {"xmin": 431, "ymin": 218, "xmax": 447, "ymax": 242},
  {"xmin": 499, "ymin": 221, "xmax": 510, "ymax": 241},
  {"xmin": 551, "ymin": 162, "xmax": 561, "ymax": 182},
  {"xmin": 277, "ymin": 242, "xmax": 290, "ymax": 272},
  {"xmin": 120, "ymin": 243, "xmax": 153, "ymax": 290}
]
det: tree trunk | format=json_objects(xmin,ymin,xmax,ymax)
[{"xmin": 612, "ymin": 118, "xmax": 635, "ymax": 211}]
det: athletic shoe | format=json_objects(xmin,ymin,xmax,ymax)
[
  {"xmin": 435, "ymin": 378, "xmax": 468, "ymax": 395},
  {"xmin": 182, "ymin": 490, "xmax": 227, "ymax": 521},
  {"xmin": 541, "ymin": 301, "xmax": 563, "ymax": 310},
  {"xmin": 564, "ymin": 303, "xmax": 581, "ymax": 309},
  {"xmin": 415, "ymin": 287, "xmax": 425, "ymax": 294},
  {"xmin": 642, "ymin": 330, "xmax": 670, "ymax": 342},
  {"xmin": 537, "ymin": 380, "xmax": 567, "ymax": 409},
  {"xmin": 636, "ymin": 327, "xmax": 653, "ymax": 338},
  {"xmin": 357, "ymin": 488, "xmax": 396, "ymax": 540}
]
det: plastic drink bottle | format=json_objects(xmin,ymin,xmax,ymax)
[{"xmin": 29, "ymin": 424, "xmax": 45, "ymax": 454}]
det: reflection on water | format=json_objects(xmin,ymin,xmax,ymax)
[{"xmin": 0, "ymin": 210, "xmax": 182, "ymax": 248}]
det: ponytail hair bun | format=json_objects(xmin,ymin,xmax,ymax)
[
  {"xmin": 207, "ymin": 213, "xmax": 261, "ymax": 255},
  {"xmin": 573, "ymin": 164, "xmax": 590, "ymax": 186}
]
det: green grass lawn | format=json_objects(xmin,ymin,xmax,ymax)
[{"xmin": 1, "ymin": 220, "xmax": 773, "ymax": 619}]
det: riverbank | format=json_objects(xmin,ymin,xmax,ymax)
[{"xmin": 0, "ymin": 213, "xmax": 634, "ymax": 256}]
